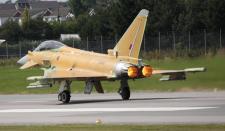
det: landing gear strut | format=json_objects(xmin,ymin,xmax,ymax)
[
  {"xmin": 118, "ymin": 79, "xmax": 130, "ymax": 100},
  {"xmin": 58, "ymin": 80, "xmax": 71, "ymax": 103}
]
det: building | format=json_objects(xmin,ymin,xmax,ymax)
[
  {"xmin": 60, "ymin": 34, "xmax": 81, "ymax": 41},
  {"xmin": 0, "ymin": 0, "xmax": 73, "ymax": 26}
]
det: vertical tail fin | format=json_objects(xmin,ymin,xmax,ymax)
[{"xmin": 113, "ymin": 9, "xmax": 149, "ymax": 58}]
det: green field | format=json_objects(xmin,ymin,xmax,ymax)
[
  {"xmin": 0, "ymin": 124, "xmax": 225, "ymax": 131},
  {"xmin": 0, "ymin": 55, "xmax": 224, "ymax": 94}
]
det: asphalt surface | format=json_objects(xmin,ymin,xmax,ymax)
[{"xmin": 0, "ymin": 91, "xmax": 225, "ymax": 125}]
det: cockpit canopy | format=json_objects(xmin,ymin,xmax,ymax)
[{"xmin": 34, "ymin": 40, "xmax": 65, "ymax": 51}]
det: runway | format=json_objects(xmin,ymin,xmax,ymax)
[{"xmin": 0, "ymin": 91, "xmax": 225, "ymax": 125}]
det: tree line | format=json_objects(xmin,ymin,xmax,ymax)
[{"xmin": 0, "ymin": 0, "xmax": 225, "ymax": 43}]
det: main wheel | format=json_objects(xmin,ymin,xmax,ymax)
[
  {"xmin": 60, "ymin": 91, "xmax": 71, "ymax": 103},
  {"xmin": 119, "ymin": 86, "xmax": 130, "ymax": 100}
]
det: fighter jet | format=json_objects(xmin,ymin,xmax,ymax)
[{"xmin": 18, "ymin": 9, "xmax": 206, "ymax": 103}]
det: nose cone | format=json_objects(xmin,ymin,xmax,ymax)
[{"xmin": 17, "ymin": 55, "xmax": 28, "ymax": 65}]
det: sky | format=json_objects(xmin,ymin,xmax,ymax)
[{"xmin": 0, "ymin": 0, "xmax": 68, "ymax": 3}]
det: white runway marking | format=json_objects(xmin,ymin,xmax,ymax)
[
  {"xmin": 12, "ymin": 100, "xmax": 46, "ymax": 103},
  {"xmin": 0, "ymin": 107, "xmax": 216, "ymax": 113}
]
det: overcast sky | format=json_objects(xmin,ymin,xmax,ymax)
[{"xmin": 0, "ymin": 0, "xmax": 68, "ymax": 3}]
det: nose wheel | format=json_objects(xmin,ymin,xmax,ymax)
[
  {"xmin": 118, "ymin": 79, "xmax": 130, "ymax": 100},
  {"xmin": 58, "ymin": 90, "xmax": 71, "ymax": 103},
  {"xmin": 58, "ymin": 80, "xmax": 71, "ymax": 104}
]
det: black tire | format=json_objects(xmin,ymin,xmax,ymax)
[
  {"xmin": 119, "ymin": 86, "xmax": 130, "ymax": 100},
  {"xmin": 58, "ymin": 94, "xmax": 62, "ymax": 101},
  {"xmin": 61, "ymin": 91, "xmax": 71, "ymax": 103}
]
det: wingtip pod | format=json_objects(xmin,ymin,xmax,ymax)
[{"xmin": 138, "ymin": 9, "xmax": 149, "ymax": 17}]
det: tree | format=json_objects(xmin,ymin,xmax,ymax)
[
  {"xmin": 21, "ymin": 7, "xmax": 30, "ymax": 30},
  {"xmin": 150, "ymin": 0, "xmax": 185, "ymax": 32},
  {"xmin": 0, "ymin": 20, "xmax": 22, "ymax": 42},
  {"xmin": 68, "ymin": 0, "xmax": 96, "ymax": 17},
  {"xmin": 23, "ymin": 19, "xmax": 53, "ymax": 40},
  {"xmin": 207, "ymin": 0, "xmax": 225, "ymax": 30},
  {"xmin": 183, "ymin": 0, "xmax": 208, "ymax": 31}
]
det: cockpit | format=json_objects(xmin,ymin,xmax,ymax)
[{"xmin": 34, "ymin": 40, "xmax": 65, "ymax": 51}]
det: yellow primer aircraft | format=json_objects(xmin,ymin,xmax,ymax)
[{"xmin": 18, "ymin": 9, "xmax": 205, "ymax": 103}]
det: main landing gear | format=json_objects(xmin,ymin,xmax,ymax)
[
  {"xmin": 57, "ymin": 79, "xmax": 131, "ymax": 103},
  {"xmin": 118, "ymin": 79, "xmax": 130, "ymax": 100},
  {"xmin": 58, "ymin": 80, "xmax": 71, "ymax": 103}
]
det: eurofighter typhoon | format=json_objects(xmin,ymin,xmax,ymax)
[{"xmin": 18, "ymin": 9, "xmax": 206, "ymax": 103}]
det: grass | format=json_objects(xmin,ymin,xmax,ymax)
[
  {"xmin": 0, "ymin": 124, "xmax": 225, "ymax": 131},
  {"xmin": 0, "ymin": 55, "xmax": 224, "ymax": 94}
]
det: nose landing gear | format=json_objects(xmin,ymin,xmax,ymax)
[{"xmin": 58, "ymin": 80, "xmax": 71, "ymax": 103}]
